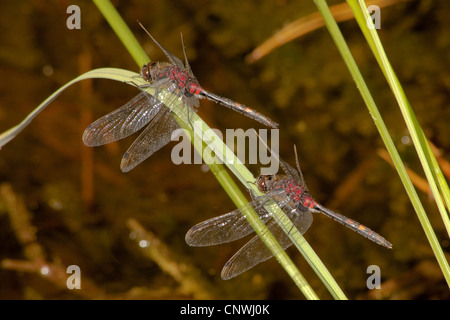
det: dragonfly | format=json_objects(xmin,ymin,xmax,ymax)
[
  {"xmin": 82, "ymin": 24, "xmax": 278, "ymax": 172},
  {"xmin": 186, "ymin": 147, "xmax": 392, "ymax": 280}
]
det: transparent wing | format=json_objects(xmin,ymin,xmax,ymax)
[
  {"xmin": 119, "ymin": 76, "xmax": 202, "ymax": 171},
  {"xmin": 221, "ymin": 205, "xmax": 313, "ymax": 280},
  {"xmin": 120, "ymin": 106, "xmax": 179, "ymax": 172},
  {"xmin": 186, "ymin": 196, "xmax": 275, "ymax": 247},
  {"xmin": 82, "ymin": 92, "xmax": 163, "ymax": 147}
]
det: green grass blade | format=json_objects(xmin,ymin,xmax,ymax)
[
  {"xmin": 92, "ymin": 0, "xmax": 149, "ymax": 66},
  {"xmin": 348, "ymin": 0, "xmax": 450, "ymax": 287}
]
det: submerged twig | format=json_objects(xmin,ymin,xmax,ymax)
[
  {"xmin": 0, "ymin": 183, "xmax": 105, "ymax": 299},
  {"xmin": 127, "ymin": 218, "xmax": 215, "ymax": 299}
]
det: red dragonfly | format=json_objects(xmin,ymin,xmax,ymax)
[
  {"xmin": 83, "ymin": 24, "xmax": 278, "ymax": 172},
  {"xmin": 186, "ymin": 147, "xmax": 392, "ymax": 279}
]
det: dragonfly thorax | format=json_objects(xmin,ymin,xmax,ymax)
[
  {"xmin": 141, "ymin": 61, "xmax": 201, "ymax": 97},
  {"xmin": 141, "ymin": 61, "xmax": 171, "ymax": 82},
  {"xmin": 258, "ymin": 174, "xmax": 315, "ymax": 210}
]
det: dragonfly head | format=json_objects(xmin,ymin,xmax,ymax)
[{"xmin": 140, "ymin": 62, "xmax": 158, "ymax": 82}]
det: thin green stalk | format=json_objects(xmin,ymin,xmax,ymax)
[
  {"xmin": 313, "ymin": 0, "xmax": 450, "ymax": 287},
  {"xmin": 348, "ymin": 0, "xmax": 450, "ymax": 285}
]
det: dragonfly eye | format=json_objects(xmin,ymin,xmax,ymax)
[
  {"xmin": 140, "ymin": 62, "xmax": 158, "ymax": 82},
  {"xmin": 257, "ymin": 175, "xmax": 272, "ymax": 193},
  {"xmin": 140, "ymin": 64, "xmax": 151, "ymax": 81}
]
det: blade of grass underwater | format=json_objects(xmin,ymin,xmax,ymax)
[
  {"xmin": 348, "ymin": 0, "xmax": 450, "ymax": 285},
  {"xmin": 93, "ymin": 0, "xmax": 328, "ymax": 298}
]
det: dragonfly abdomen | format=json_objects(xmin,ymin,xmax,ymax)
[
  {"xmin": 198, "ymin": 91, "xmax": 278, "ymax": 128},
  {"xmin": 313, "ymin": 203, "xmax": 393, "ymax": 249}
]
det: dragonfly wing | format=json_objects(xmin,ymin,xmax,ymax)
[
  {"xmin": 120, "ymin": 107, "xmax": 179, "ymax": 172},
  {"xmin": 186, "ymin": 198, "xmax": 273, "ymax": 246},
  {"xmin": 221, "ymin": 205, "xmax": 313, "ymax": 280},
  {"xmin": 278, "ymin": 158, "xmax": 303, "ymax": 185},
  {"xmin": 83, "ymin": 92, "xmax": 163, "ymax": 146}
]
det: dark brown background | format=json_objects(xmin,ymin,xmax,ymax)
[{"xmin": 0, "ymin": 0, "xmax": 449, "ymax": 299}]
